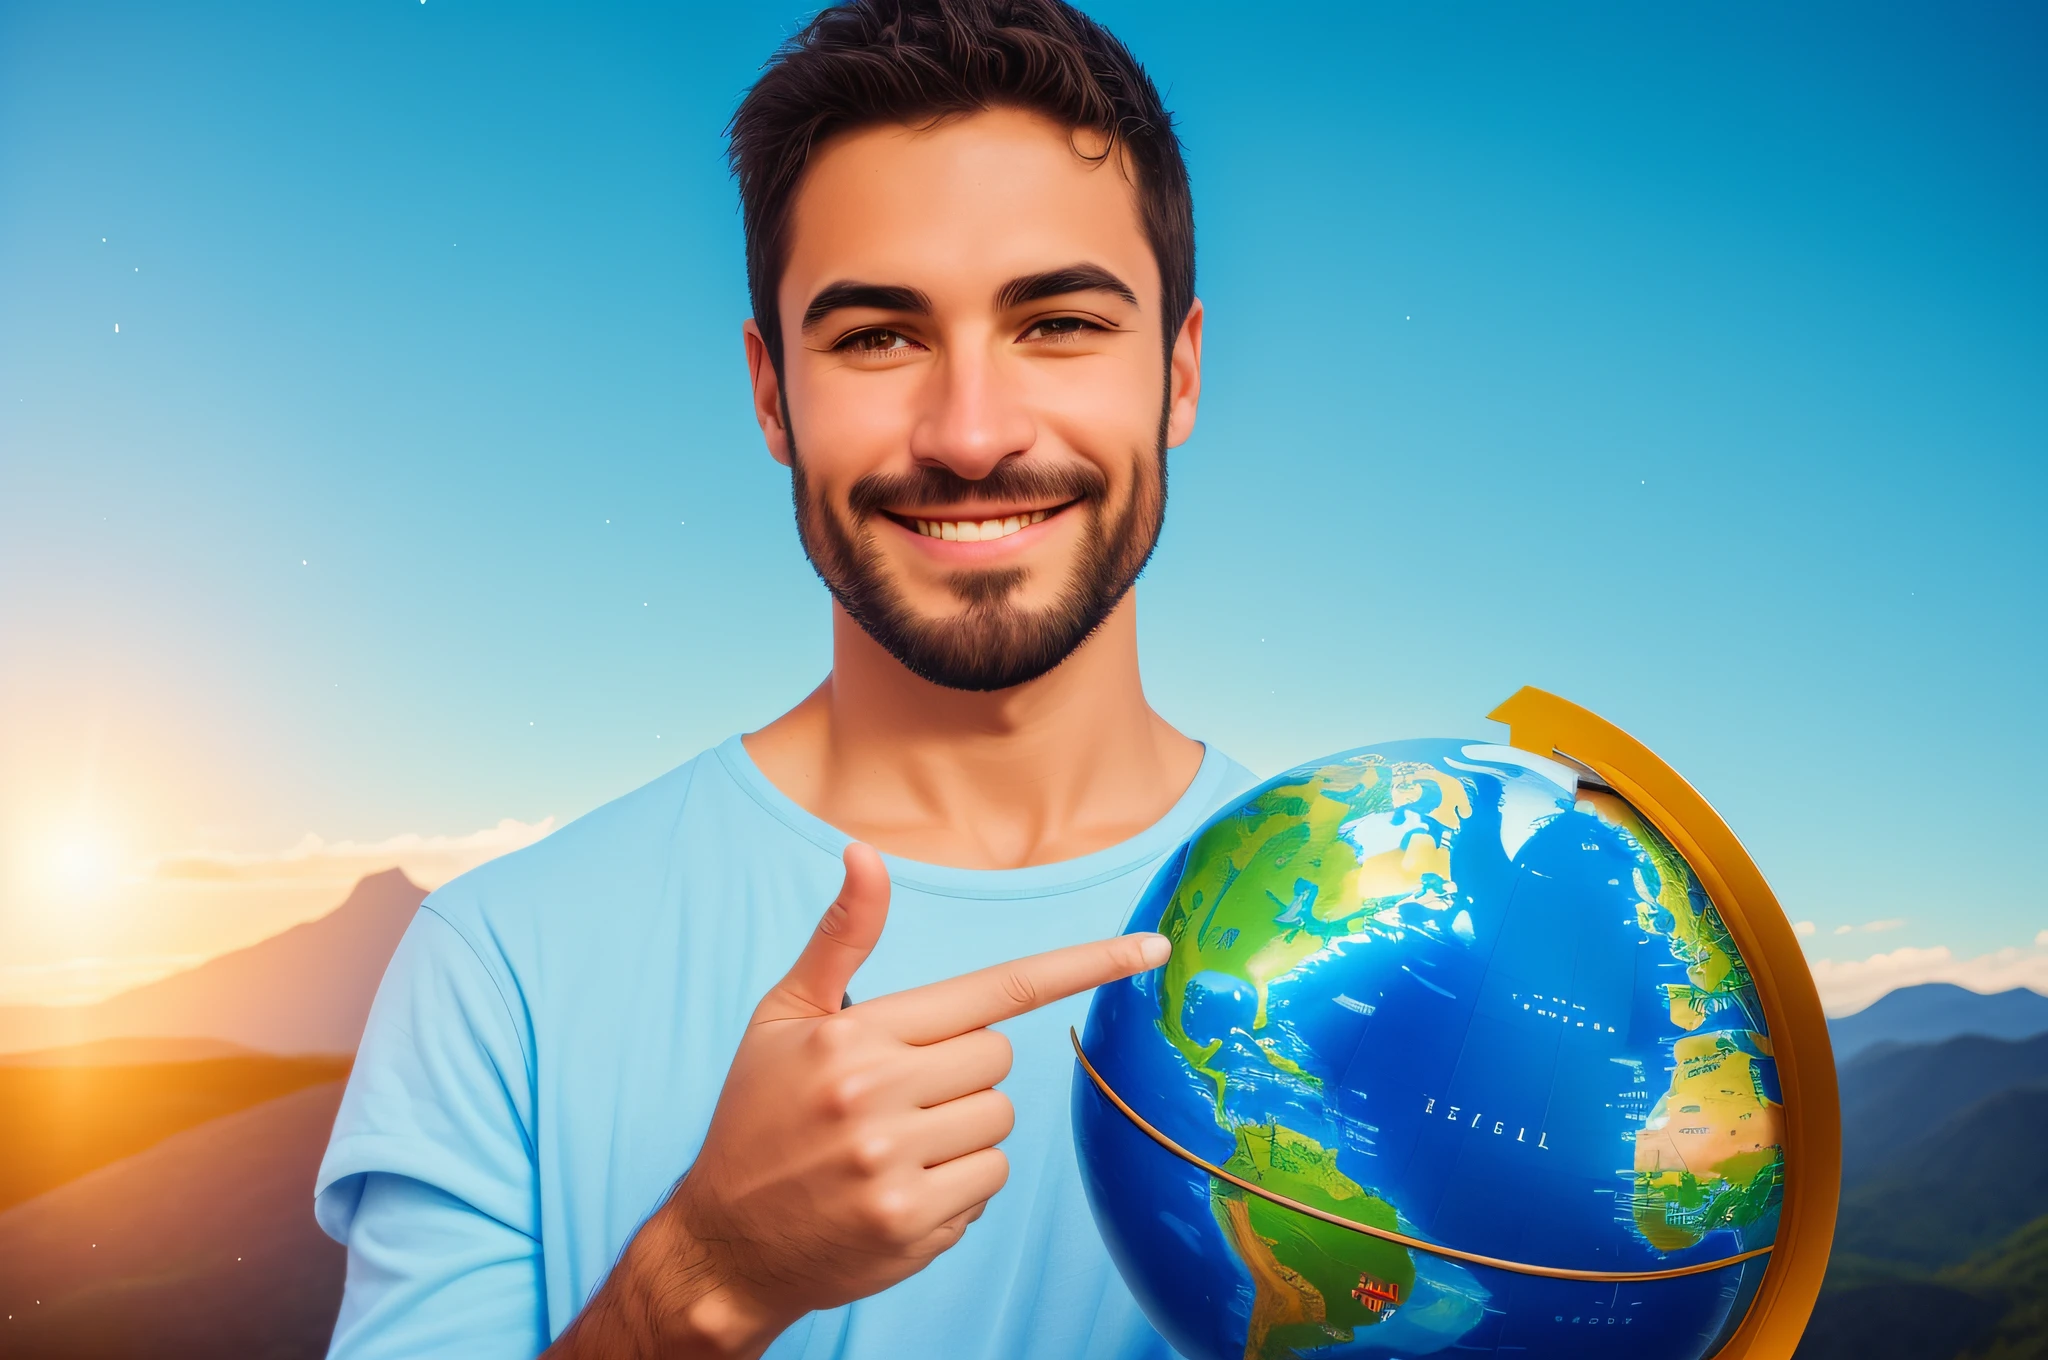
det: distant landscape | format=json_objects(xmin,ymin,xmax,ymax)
[
  {"xmin": 0, "ymin": 871, "xmax": 2042, "ymax": 1358},
  {"xmin": 1794, "ymin": 985, "xmax": 2048, "ymax": 1360},
  {"xmin": 0, "ymin": 870, "xmax": 422, "ymax": 1359}
]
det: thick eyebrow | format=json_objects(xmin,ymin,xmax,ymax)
[
  {"xmin": 802, "ymin": 281, "xmax": 933, "ymax": 331},
  {"xmin": 996, "ymin": 264, "xmax": 1137, "ymax": 311}
]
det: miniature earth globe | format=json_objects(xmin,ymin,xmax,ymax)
[{"xmin": 1074, "ymin": 738, "xmax": 1792, "ymax": 1360}]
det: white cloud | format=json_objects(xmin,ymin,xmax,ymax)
[
  {"xmin": 1793, "ymin": 920, "xmax": 1816, "ymax": 937},
  {"xmin": 151, "ymin": 817, "xmax": 555, "ymax": 889},
  {"xmin": 1829, "ymin": 918, "xmax": 1908, "ymax": 937},
  {"xmin": 1811, "ymin": 943, "xmax": 2048, "ymax": 1016}
]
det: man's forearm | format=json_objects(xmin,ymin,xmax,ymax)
[{"xmin": 544, "ymin": 1200, "xmax": 789, "ymax": 1360}]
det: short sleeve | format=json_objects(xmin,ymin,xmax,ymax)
[{"xmin": 315, "ymin": 906, "xmax": 546, "ymax": 1359}]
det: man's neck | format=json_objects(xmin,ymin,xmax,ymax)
[{"xmin": 743, "ymin": 594, "xmax": 1205, "ymax": 870}]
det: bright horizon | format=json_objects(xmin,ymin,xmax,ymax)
[{"xmin": 3, "ymin": 3, "xmax": 2043, "ymax": 1016}]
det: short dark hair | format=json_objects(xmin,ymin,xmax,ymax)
[{"xmin": 727, "ymin": 0, "xmax": 1194, "ymax": 372}]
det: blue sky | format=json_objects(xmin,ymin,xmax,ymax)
[{"xmin": 1, "ymin": 1, "xmax": 2043, "ymax": 1011}]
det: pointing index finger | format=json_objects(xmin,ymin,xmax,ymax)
[{"xmin": 862, "ymin": 932, "xmax": 1171, "ymax": 1045}]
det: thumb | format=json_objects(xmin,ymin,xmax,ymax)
[{"xmin": 759, "ymin": 842, "xmax": 891, "ymax": 1021}]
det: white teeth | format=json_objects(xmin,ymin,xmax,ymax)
[{"xmin": 911, "ymin": 508, "xmax": 1055, "ymax": 541}]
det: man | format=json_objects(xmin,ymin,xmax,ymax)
[{"xmin": 314, "ymin": 1, "xmax": 1256, "ymax": 1355}]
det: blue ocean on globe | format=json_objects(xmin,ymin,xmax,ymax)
[{"xmin": 1074, "ymin": 739, "xmax": 1785, "ymax": 1360}]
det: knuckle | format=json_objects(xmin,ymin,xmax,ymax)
[
  {"xmin": 989, "ymin": 1030, "xmax": 1014, "ymax": 1078},
  {"xmin": 812, "ymin": 1012, "xmax": 861, "ymax": 1054},
  {"xmin": 861, "ymin": 1188, "xmax": 917, "ymax": 1246},
  {"xmin": 819, "ymin": 1072, "xmax": 869, "ymax": 1118},
  {"xmin": 991, "ymin": 1093, "xmax": 1016, "ymax": 1141},
  {"xmin": 849, "ymin": 1132, "xmax": 895, "ymax": 1176},
  {"xmin": 998, "ymin": 967, "xmax": 1039, "ymax": 1009}
]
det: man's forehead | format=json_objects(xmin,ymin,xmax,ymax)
[{"xmin": 780, "ymin": 107, "xmax": 1156, "ymax": 309}]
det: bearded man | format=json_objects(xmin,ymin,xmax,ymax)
[{"xmin": 315, "ymin": 2, "xmax": 1256, "ymax": 1355}]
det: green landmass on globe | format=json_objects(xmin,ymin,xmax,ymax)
[
  {"xmin": 1147, "ymin": 755, "xmax": 1484, "ymax": 1355},
  {"xmin": 1584, "ymin": 790, "xmax": 1786, "ymax": 1253},
  {"xmin": 1157, "ymin": 756, "xmax": 1469, "ymax": 1112},
  {"xmin": 1209, "ymin": 1122, "xmax": 1416, "ymax": 1360}
]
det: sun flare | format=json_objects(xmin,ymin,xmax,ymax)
[{"xmin": 45, "ymin": 829, "xmax": 125, "ymax": 901}]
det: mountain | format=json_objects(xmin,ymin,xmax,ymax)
[
  {"xmin": 1830, "ymin": 983, "xmax": 2048, "ymax": 1062},
  {"xmin": 0, "ymin": 868, "xmax": 425, "ymax": 1056},
  {"xmin": 1796, "ymin": 1021, "xmax": 2048, "ymax": 1359},
  {"xmin": 1833, "ymin": 1082, "xmax": 2048, "ymax": 1270},
  {"xmin": 0, "ymin": 1081, "xmax": 347, "ymax": 1359},
  {"xmin": 1838, "ymin": 1032, "xmax": 2048, "ymax": 1184}
]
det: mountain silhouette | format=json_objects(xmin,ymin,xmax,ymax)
[
  {"xmin": 1829, "ymin": 982, "xmax": 2048, "ymax": 1062},
  {"xmin": 1838, "ymin": 1031, "xmax": 2048, "ymax": 1184},
  {"xmin": 0, "ymin": 869, "xmax": 425, "ymax": 1056}
]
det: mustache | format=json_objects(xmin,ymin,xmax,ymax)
[{"xmin": 844, "ymin": 460, "xmax": 1108, "ymax": 519}]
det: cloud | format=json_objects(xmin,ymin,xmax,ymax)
[
  {"xmin": 1830, "ymin": 918, "xmax": 1907, "ymax": 937},
  {"xmin": 1793, "ymin": 921, "xmax": 1816, "ymax": 937},
  {"xmin": 151, "ymin": 817, "xmax": 555, "ymax": 890},
  {"xmin": 1811, "ymin": 943, "xmax": 2048, "ymax": 1016}
]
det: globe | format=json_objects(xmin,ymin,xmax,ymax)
[{"xmin": 1074, "ymin": 738, "xmax": 1793, "ymax": 1360}]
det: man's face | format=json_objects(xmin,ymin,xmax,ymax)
[{"xmin": 745, "ymin": 107, "xmax": 1202, "ymax": 691}]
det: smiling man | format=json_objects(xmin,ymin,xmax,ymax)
[{"xmin": 313, "ymin": 2, "xmax": 1255, "ymax": 1357}]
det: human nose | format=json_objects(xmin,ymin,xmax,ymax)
[{"xmin": 906, "ymin": 337, "xmax": 1036, "ymax": 481}]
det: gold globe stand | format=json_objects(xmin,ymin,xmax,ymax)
[{"xmin": 1487, "ymin": 686, "xmax": 1838, "ymax": 1358}]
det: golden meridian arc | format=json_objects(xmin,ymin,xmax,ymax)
[{"xmin": 1071, "ymin": 1030, "xmax": 1773, "ymax": 1285}]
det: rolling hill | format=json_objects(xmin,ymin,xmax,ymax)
[
  {"xmin": 1833, "ymin": 1082, "xmax": 2048, "ymax": 1269},
  {"xmin": 0, "ymin": 1081, "xmax": 348, "ymax": 1359},
  {"xmin": 0, "ymin": 1036, "xmax": 258, "ymax": 1067},
  {"xmin": 0, "ymin": 869, "xmax": 425, "ymax": 1056},
  {"xmin": 1837, "ymin": 1031, "xmax": 2048, "ymax": 1183},
  {"xmin": 0, "ymin": 1053, "xmax": 351, "ymax": 1212}
]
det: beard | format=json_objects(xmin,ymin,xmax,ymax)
[{"xmin": 789, "ymin": 429, "xmax": 1167, "ymax": 693}]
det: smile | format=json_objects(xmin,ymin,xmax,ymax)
[{"xmin": 911, "ymin": 509, "xmax": 1049, "ymax": 542}]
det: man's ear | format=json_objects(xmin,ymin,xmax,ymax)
[
  {"xmin": 743, "ymin": 319, "xmax": 793, "ymax": 467},
  {"xmin": 1164, "ymin": 298, "xmax": 1204, "ymax": 449}
]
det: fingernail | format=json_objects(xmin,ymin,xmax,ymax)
[{"xmin": 1136, "ymin": 933, "xmax": 1171, "ymax": 967}]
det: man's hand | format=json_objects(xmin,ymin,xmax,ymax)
[{"xmin": 546, "ymin": 842, "xmax": 1170, "ymax": 1359}]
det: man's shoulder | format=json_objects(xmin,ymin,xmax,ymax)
[{"xmin": 420, "ymin": 740, "xmax": 757, "ymax": 951}]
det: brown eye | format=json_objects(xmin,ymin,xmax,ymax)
[
  {"xmin": 1022, "ymin": 316, "xmax": 1096, "ymax": 342},
  {"xmin": 838, "ymin": 328, "xmax": 918, "ymax": 354}
]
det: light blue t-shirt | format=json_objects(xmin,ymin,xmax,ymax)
[{"xmin": 315, "ymin": 734, "xmax": 1256, "ymax": 1359}]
